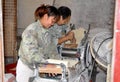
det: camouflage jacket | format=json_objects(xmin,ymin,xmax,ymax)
[{"xmin": 19, "ymin": 20, "xmax": 59, "ymax": 68}]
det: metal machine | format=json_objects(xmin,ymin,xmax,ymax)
[{"xmin": 29, "ymin": 26, "xmax": 94, "ymax": 82}]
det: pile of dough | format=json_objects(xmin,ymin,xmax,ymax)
[{"xmin": 65, "ymin": 28, "xmax": 86, "ymax": 45}]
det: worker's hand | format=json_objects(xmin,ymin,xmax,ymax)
[
  {"xmin": 66, "ymin": 31, "xmax": 76, "ymax": 43},
  {"xmin": 70, "ymin": 35, "xmax": 76, "ymax": 44},
  {"xmin": 58, "ymin": 31, "xmax": 76, "ymax": 45},
  {"xmin": 66, "ymin": 31, "xmax": 74, "ymax": 40},
  {"xmin": 48, "ymin": 73, "xmax": 58, "ymax": 77},
  {"xmin": 45, "ymin": 64, "xmax": 58, "ymax": 77}
]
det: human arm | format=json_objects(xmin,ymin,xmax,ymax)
[
  {"xmin": 58, "ymin": 31, "xmax": 76, "ymax": 45},
  {"xmin": 19, "ymin": 29, "xmax": 46, "ymax": 64}
]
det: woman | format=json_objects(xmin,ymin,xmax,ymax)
[{"xmin": 16, "ymin": 4, "xmax": 59, "ymax": 82}]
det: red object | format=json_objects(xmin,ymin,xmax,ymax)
[
  {"xmin": 89, "ymin": 80, "xmax": 92, "ymax": 82},
  {"xmin": 5, "ymin": 63, "xmax": 17, "ymax": 76},
  {"xmin": 112, "ymin": 0, "xmax": 120, "ymax": 82}
]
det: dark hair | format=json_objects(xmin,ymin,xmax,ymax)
[
  {"xmin": 58, "ymin": 6, "xmax": 71, "ymax": 20},
  {"xmin": 34, "ymin": 4, "xmax": 59, "ymax": 21}
]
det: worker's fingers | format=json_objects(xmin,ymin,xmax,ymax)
[
  {"xmin": 51, "ymin": 73, "xmax": 57, "ymax": 77},
  {"xmin": 70, "ymin": 36, "xmax": 76, "ymax": 43},
  {"xmin": 48, "ymin": 73, "xmax": 58, "ymax": 77}
]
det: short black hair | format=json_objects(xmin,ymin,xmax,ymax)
[{"xmin": 58, "ymin": 6, "xmax": 71, "ymax": 20}]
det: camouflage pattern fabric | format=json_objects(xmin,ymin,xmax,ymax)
[{"xmin": 19, "ymin": 20, "xmax": 59, "ymax": 68}]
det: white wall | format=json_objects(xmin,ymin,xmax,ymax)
[
  {"xmin": 17, "ymin": 0, "xmax": 114, "ymax": 36},
  {"xmin": 54, "ymin": 0, "xmax": 114, "ymax": 29}
]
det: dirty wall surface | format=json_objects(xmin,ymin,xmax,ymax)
[{"xmin": 17, "ymin": 0, "xmax": 114, "ymax": 35}]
